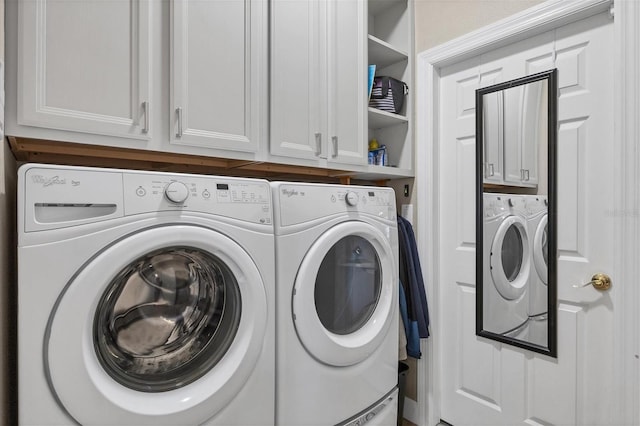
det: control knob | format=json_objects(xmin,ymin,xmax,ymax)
[
  {"xmin": 165, "ymin": 181, "xmax": 189, "ymax": 204},
  {"xmin": 345, "ymin": 191, "xmax": 359, "ymax": 206}
]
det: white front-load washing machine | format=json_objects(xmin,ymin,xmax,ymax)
[
  {"xmin": 271, "ymin": 182, "xmax": 399, "ymax": 426},
  {"xmin": 523, "ymin": 195, "xmax": 549, "ymax": 346},
  {"xmin": 483, "ymin": 193, "xmax": 530, "ymax": 337},
  {"xmin": 18, "ymin": 164, "xmax": 275, "ymax": 426}
]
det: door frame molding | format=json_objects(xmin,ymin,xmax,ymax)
[{"xmin": 415, "ymin": 0, "xmax": 639, "ymax": 424}]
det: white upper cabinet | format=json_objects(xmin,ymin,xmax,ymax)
[
  {"xmin": 327, "ymin": 0, "xmax": 367, "ymax": 166},
  {"xmin": 270, "ymin": 0, "xmax": 367, "ymax": 166},
  {"xmin": 170, "ymin": 0, "xmax": 265, "ymax": 153},
  {"xmin": 9, "ymin": 0, "xmax": 413, "ymax": 178},
  {"xmin": 17, "ymin": 0, "xmax": 151, "ymax": 140},
  {"xmin": 270, "ymin": 0, "xmax": 325, "ymax": 161},
  {"xmin": 11, "ymin": 0, "xmax": 266, "ymax": 159}
]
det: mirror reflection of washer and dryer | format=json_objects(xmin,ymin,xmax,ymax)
[
  {"xmin": 17, "ymin": 164, "xmax": 400, "ymax": 426},
  {"xmin": 483, "ymin": 193, "xmax": 548, "ymax": 346}
]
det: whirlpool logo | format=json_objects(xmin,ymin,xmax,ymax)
[
  {"xmin": 282, "ymin": 188, "xmax": 305, "ymax": 197},
  {"xmin": 31, "ymin": 174, "xmax": 69, "ymax": 187}
]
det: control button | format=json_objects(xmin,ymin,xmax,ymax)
[
  {"xmin": 135, "ymin": 186, "xmax": 146, "ymax": 197},
  {"xmin": 331, "ymin": 195, "xmax": 336, "ymax": 203},
  {"xmin": 202, "ymin": 189, "xmax": 211, "ymax": 199},
  {"xmin": 366, "ymin": 412, "xmax": 375, "ymax": 421},
  {"xmin": 164, "ymin": 181, "xmax": 189, "ymax": 204},
  {"xmin": 346, "ymin": 191, "xmax": 359, "ymax": 206}
]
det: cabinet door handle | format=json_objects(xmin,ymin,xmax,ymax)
[
  {"xmin": 142, "ymin": 101, "xmax": 149, "ymax": 134},
  {"xmin": 176, "ymin": 107, "xmax": 183, "ymax": 138},
  {"xmin": 315, "ymin": 133, "xmax": 322, "ymax": 156},
  {"xmin": 332, "ymin": 136, "xmax": 338, "ymax": 158},
  {"xmin": 524, "ymin": 169, "xmax": 530, "ymax": 181},
  {"xmin": 488, "ymin": 163, "xmax": 494, "ymax": 177}
]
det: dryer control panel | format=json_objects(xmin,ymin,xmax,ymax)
[{"xmin": 275, "ymin": 183, "xmax": 396, "ymax": 227}]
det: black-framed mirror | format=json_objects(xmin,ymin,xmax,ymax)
[{"xmin": 476, "ymin": 69, "xmax": 558, "ymax": 357}]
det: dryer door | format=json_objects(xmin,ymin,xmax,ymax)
[
  {"xmin": 489, "ymin": 215, "xmax": 531, "ymax": 300},
  {"xmin": 46, "ymin": 225, "xmax": 267, "ymax": 425},
  {"xmin": 292, "ymin": 221, "xmax": 396, "ymax": 366},
  {"xmin": 533, "ymin": 214, "xmax": 548, "ymax": 284}
]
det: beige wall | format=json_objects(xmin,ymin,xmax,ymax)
[{"xmin": 415, "ymin": 0, "xmax": 544, "ymax": 53}]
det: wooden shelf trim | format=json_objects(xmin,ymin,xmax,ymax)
[{"xmin": 7, "ymin": 137, "xmax": 358, "ymax": 182}]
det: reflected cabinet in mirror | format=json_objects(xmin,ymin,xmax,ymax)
[{"xmin": 476, "ymin": 70, "xmax": 558, "ymax": 357}]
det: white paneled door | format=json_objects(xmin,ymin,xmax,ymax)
[{"xmin": 439, "ymin": 11, "xmax": 619, "ymax": 426}]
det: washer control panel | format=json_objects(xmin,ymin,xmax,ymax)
[
  {"xmin": 20, "ymin": 165, "xmax": 273, "ymax": 232},
  {"xmin": 124, "ymin": 173, "xmax": 271, "ymax": 224}
]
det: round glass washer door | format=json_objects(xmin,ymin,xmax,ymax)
[
  {"xmin": 489, "ymin": 215, "xmax": 531, "ymax": 300},
  {"xmin": 46, "ymin": 225, "xmax": 267, "ymax": 426},
  {"xmin": 533, "ymin": 214, "xmax": 548, "ymax": 285},
  {"xmin": 292, "ymin": 221, "xmax": 396, "ymax": 367}
]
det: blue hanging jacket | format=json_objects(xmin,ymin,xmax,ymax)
[
  {"xmin": 397, "ymin": 216, "xmax": 430, "ymax": 339},
  {"xmin": 399, "ymin": 280, "xmax": 422, "ymax": 358}
]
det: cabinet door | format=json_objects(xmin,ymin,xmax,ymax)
[
  {"xmin": 171, "ymin": 0, "xmax": 265, "ymax": 153},
  {"xmin": 481, "ymin": 90, "xmax": 504, "ymax": 184},
  {"xmin": 503, "ymin": 85, "xmax": 525, "ymax": 184},
  {"xmin": 480, "ymin": 69, "xmax": 504, "ymax": 184},
  {"xmin": 270, "ymin": 0, "xmax": 327, "ymax": 160},
  {"xmin": 327, "ymin": 0, "xmax": 366, "ymax": 166},
  {"xmin": 18, "ymin": 0, "xmax": 151, "ymax": 140},
  {"xmin": 520, "ymin": 79, "xmax": 543, "ymax": 185},
  {"xmin": 503, "ymin": 82, "xmax": 540, "ymax": 186}
]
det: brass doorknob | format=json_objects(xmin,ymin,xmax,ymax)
[{"xmin": 574, "ymin": 273, "xmax": 612, "ymax": 291}]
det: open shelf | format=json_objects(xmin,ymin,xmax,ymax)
[
  {"xmin": 368, "ymin": 107, "xmax": 408, "ymax": 129},
  {"xmin": 368, "ymin": 35, "xmax": 408, "ymax": 68},
  {"xmin": 355, "ymin": 165, "xmax": 414, "ymax": 181},
  {"xmin": 367, "ymin": 0, "xmax": 412, "ymax": 177}
]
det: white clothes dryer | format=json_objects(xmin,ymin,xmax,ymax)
[
  {"xmin": 18, "ymin": 164, "xmax": 275, "ymax": 426},
  {"xmin": 483, "ymin": 193, "xmax": 530, "ymax": 336},
  {"xmin": 271, "ymin": 182, "xmax": 399, "ymax": 426},
  {"xmin": 523, "ymin": 195, "xmax": 549, "ymax": 346},
  {"xmin": 523, "ymin": 195, "xmax": 549, "ymax": 317}
]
